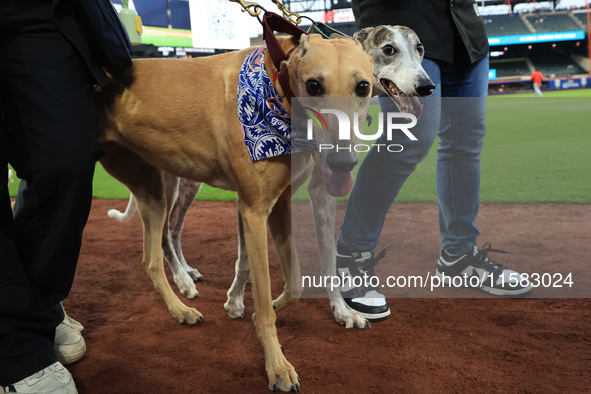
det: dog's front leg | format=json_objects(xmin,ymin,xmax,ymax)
[
  {"xmin": 307, "ymin": 166, "xmax": 370, "ymax": 329},
  {"xmin": 225, "ymin": 188, "xmax": 301, "ymax": 318},
  {"xmin": 240, "ymin": 204, "xmax": 299, "ymax": 392}
]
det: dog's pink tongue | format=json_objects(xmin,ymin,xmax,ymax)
[
  {"xmin": 398, "ymin": 95, "xmax": 423, "ymax": 118},
  {"xmin": 321, "ymin": 161, "xmax": 354, "ymax": 197}
]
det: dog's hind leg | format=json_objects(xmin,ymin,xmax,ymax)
[
  {"xmin": 268, "ymin": 187, "xmax": 301, "ymax": 313},
  {"xmin": 224, "ymin": 208, "xmax": 249, "ymax": 318},
  {"xmin": 161, "ymin": 173, "xmax": 199, "ymax": 299},
  {"xmin": 100, "ymin": 144, "xmax": 202, "ymax": 324},
  {"xmin": 307, "ymin": 165, "xmax": 370, "ymax": 329},
  {"xmin": 169, "ymin": 177, "xmax": 203, "ymax": 282},
  {"xmin": 135, "ymin": 186, "xmax": 202, "ymax": 323},
  {"xmin": 106, "ymin": 180, "xmax": 201, "ymax": 298}
]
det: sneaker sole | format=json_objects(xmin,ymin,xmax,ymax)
[
  {"xmin": 481, "ymin": 283, "xmax": 533, "ymax": 297},
  {"xmin": 342, "ymin": 302, "xmax": 391, "ymax": 322},
  {"xmin": 436, "ymin": 270, "xmax": 533, "ymax": 297}
]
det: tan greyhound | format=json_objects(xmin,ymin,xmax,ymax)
[
  {"xmin": 96, "ymin": 33, "xmax": 374, "ymax": 391},
  {"xmin": 107, "ymin": 25, "xmax": 435, "ymax": 329}
]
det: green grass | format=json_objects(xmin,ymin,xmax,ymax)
[
  {"xmin": 480, "ymin": 96, "xmax": 590, "ymax": 203},
  {"xmin": 504, "ymin": 88, "xmax": 591, "ymax": 98},
  {"xmin": 91, "ymin": 165, "xmax": 237, "ymax": 201},
  {"xmin": 8, "ymin": 89, "xmax": 591, "ymax": 204},
  {"xmin": 140, "ymin": 26, "xmax": 193, "ymax": 48}
]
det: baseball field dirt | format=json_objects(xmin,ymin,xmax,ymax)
[{"xmin": 64, "ymin": 199, "xmax": 591, "ymax": 393}]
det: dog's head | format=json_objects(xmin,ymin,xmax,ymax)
[
  {"xmin": 283, "ymin": 34, "xmax": 374, "ymax": 197},
  {"xmin": 354, "ymin": 25, "xmax": 435, "ymax": 117}
]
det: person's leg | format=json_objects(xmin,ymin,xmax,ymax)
[
  {"xmin": 335, "ymin": 59, "xmax": 442, "ymax": 319},
  {"xmin": 436, "ymin": 56, "xmax": 488, "ymax": 256},
  {"xmin": 0, "ymin": 0, "xmax": 101, "ymax": 385},
  {"xmin": 338, "ymin": 59, "xmax": 442, "ymax": 252},
  {"xmin": 0, "ymin": 120, "xmax": 58, "ymax": 385},
  {"xmin": 534, "ymin": 83, "xmax": 543, "ymax": 97},
  {"xmin": 435, "ymin": 57, "xmax": 532, "ymax": 296}
]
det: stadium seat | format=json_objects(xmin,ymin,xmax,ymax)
[
  {"xmin": 483, "ymin": 14, "xmax": 531, "ymax": 36},
  {"xmin": 529, "ymin": 54, "xmax": 586, "ymax": 78},
  {"xmin": 525, "ymin": 13, "xmax": 583, "ymax": 33},
  {"xmin": 491, "ymin": 60, "xmax": 531, "ymax": 78}
]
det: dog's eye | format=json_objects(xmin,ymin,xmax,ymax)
[
  {"xmin": 355, "ymin": 81, "xmax": 370, "ymax": 97},
  {"xmin": 382, "ymin": 45, "xmax": 396, "ymax": 56},
  {"xmin": 417, "ymin": 43, "xmax": 424, "ymax": 54},
  {"xmin": 306, "ymin": 79, "xmax": 323, "ymax": 96}
]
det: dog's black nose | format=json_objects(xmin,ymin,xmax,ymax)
[
  {"xmin": 416, "ymin": 82, "xmax": 436, "ymax": 97},
  {"xmin": 327, "ymin": 152, "xmax": 358, "ymax": 173}
]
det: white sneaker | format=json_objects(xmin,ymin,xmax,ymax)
[
  {"xmin": 4, "ymin": 362, "xmax": 77, "ymax": 393},
  {"xmin": 436, "ymin": 243, "xmax": 533, "ymax": 297},
  {"xmin": 61, "ymin": 314, "xmax": 84, "ymax": 332},
  {"xmin": 54, "ymin": 314, "xmax": 86, "ymax": 365},
  {"xmin": 336, "ymin": 244, "xmax": 391, "ymax": 322}
]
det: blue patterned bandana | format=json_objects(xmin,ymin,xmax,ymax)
[{"xmin": 237, "ymin": 46, "xmax": 314, "ymax": 161}]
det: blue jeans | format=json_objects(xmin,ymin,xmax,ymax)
[{"xmin": 338, "ymin": 56, "xmax": 489, "ymax": 256}]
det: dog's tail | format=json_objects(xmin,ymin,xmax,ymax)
[{"xmin": 108, "ymin": 194, "xmax": 137, "ymax": 222}]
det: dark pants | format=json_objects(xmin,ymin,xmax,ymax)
[{"xmin": 0, "ymin": 0, "xmax": 102, "ymax": 385}]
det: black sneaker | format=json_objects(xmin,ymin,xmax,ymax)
[
  {"xmin": 436, "ymin": 243, "xmax": 533, "ymax": 296},
  {"xmin": 336, "ymin": 244, "xmax": 391, "ymax": 322}
]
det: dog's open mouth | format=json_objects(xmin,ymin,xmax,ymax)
[
  {"xmin": 320, "ymin": 160, "xmax": 354, "ymax": 197},
  {"xmin": 380, "ymin": 79, "xmax": 423, "ymax": 118}
]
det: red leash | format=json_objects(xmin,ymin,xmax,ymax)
[{"xmin": 260, "ymin": 12, "xmax": 307, "ymax": 104}]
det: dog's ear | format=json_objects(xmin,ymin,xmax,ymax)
[
  {"xmin": 294, "ymin": 33, "xmax": 311, "ymax": 58},
  {"xmin": 353, "ymin": 27, "xmax": 372, "ymax": 45},
  {"xmin": 329, "ymin": 33, "xmax": 347, "ymax": 40},
  {"xmin": 300, "ymin": 34, "xmax": 311, "ymax": 50}
]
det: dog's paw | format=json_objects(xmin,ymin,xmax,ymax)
[
  {"xmin": 272, "ymin": 292, "xmax": 297, "ymax": 313},
  {"xmin": 186, "ymin": 267, "xmax": 203, "ymax": 282},
  {"xmin": 224, "ymin": 297, "xmax": 245, "ymax": 319},
  {"xmin": 179, "ymin": 285, "xmax": 199, "ymax": 299},
  {"xmin": 170, "ymin": 305, "xmax": 203, "ymax": 324},
  {"xmin": 331, "ymin": 300, "xmax": 371, "ymax": 329},
  {"xmin": 339, "ymin": 314, "xmax": 371, "ymax": 330},
  {"xmin": 266, "ymin": 357, "xmax": 300, "ymax": 392},
  {"xmin": 174, "ymin": 274, "xmax": 200, "ymax": 299}
]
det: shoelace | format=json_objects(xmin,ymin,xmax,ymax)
[
  {"xmin": 3, "ymin": 364, "xmax": 68, "ymax": 392},
  {"xmin": 474, "ymin": 243, "xmax": 512, "ymax": 274},
  {"xmin": 353, "ymin": 245, "xmax": 392, "ymax": 280},
  {"xmin": 41, "ymin": 363, "xmax": 68, "ymax": 384},
  {"xmin": 338, "ymin": 246, "xmax": 391, "ymax": 298}
]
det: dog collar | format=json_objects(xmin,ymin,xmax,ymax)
[
  {"xmin": 261, "ymin": 12, "xmax": 307, "ymax": 104},
  {"xmin": 237, "ymin": 46, "xmax": 314, "ymax": 162}
]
